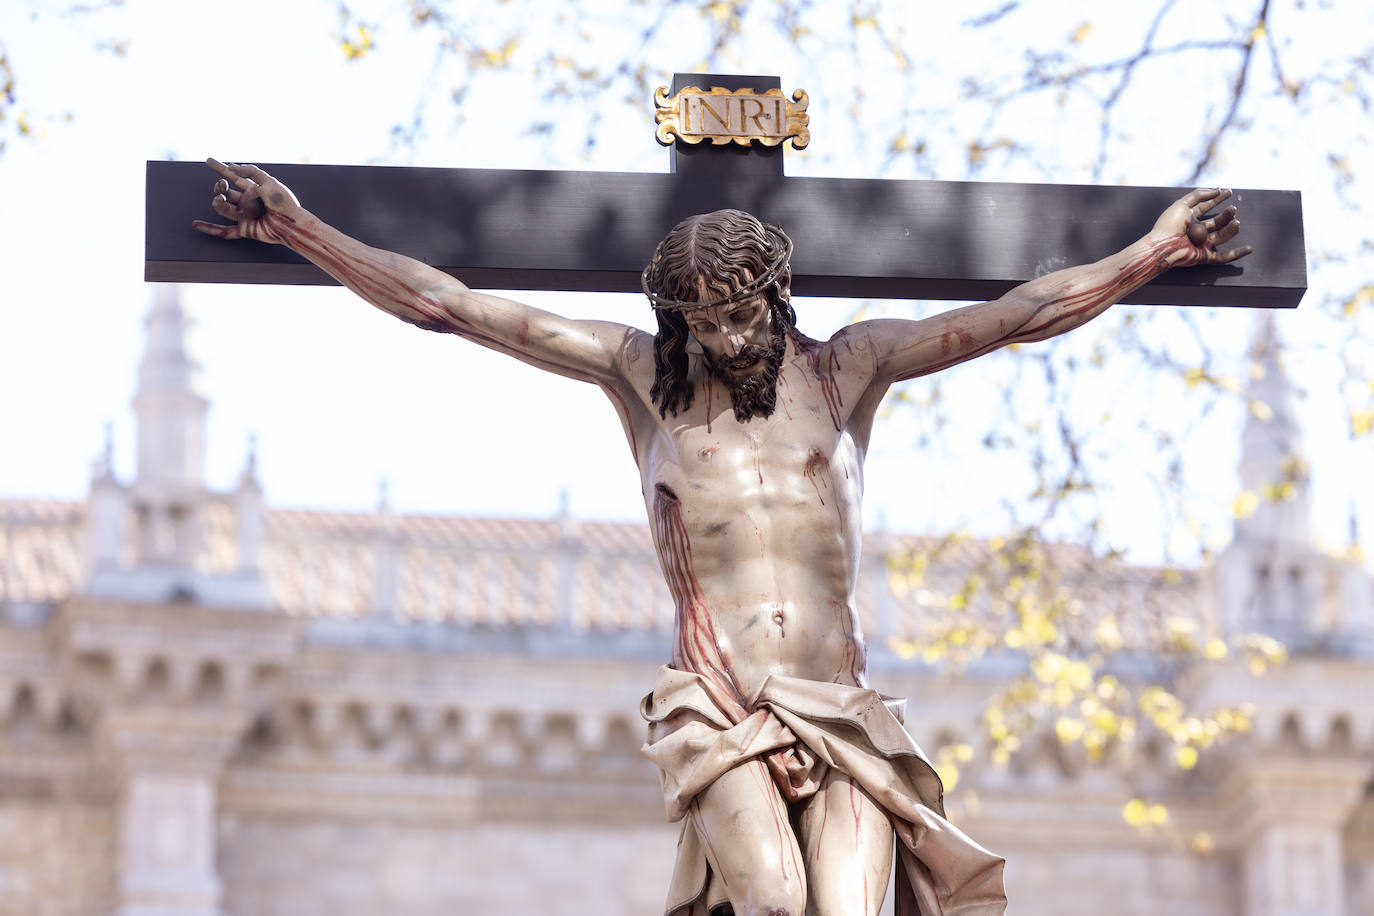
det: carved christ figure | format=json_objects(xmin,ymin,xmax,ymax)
[{"xmin": 194, "ymin": 160, "xmax": 1248, "ymax": 916}]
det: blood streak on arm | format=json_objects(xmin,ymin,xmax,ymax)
[
  {"xmin": 281, "ymin": 220, "xmax": 644, "ymax": 461},
  {"xmin": 891, "ymin": 235, "xmax": 1191, "ymax": 383},
  {"xmin": 281, "ymin": 219, "xmax": 634, "ymax": 388}
]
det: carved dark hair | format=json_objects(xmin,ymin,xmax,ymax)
[{"xmin": 643, "ymin": 209, "xmax": 797, "ymax": 418}]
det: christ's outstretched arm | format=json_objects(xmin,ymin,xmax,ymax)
[
  {"xmin": 192, "ymin": 159, "xmax": 648, "ymax": 389},
  {"xmin": 860, "ymin": 187, "xmax": 1252, "ymax": 384}
]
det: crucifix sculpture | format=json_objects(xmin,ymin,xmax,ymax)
[{"xmin": 152, "ymin": 73, "xmax": 1301, "ymax": 916}]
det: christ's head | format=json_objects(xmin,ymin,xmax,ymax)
[{"xmin": 641, "ymin": 209, "xmax": 797, "ymax": 421}]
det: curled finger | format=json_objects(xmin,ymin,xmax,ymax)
[
  {"xmin": 214, "ymin": 179, "xmax": 244, "ymax": 205},
  {"xmin": 1209, "ymin": 220, "xmax": 1241, "ymax": 246},
  {"xmin": 1207, "ymin": 206, "xmax": 1238, "ymax": 231},
  {"xmin": 211, "ymin": 194, "xmax": 240, "ymax": 221},
  {"xmin": 1200, "ymin": 189, "xmax": 1234, "ymax": 218}
]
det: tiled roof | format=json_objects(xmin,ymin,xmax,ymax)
[{"xmin": 0, "ymin": 498, "xmax": 1196, "ymax": 644}]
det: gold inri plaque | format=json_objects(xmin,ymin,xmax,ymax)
[{"xmin": 653, "ymin": 85, "xmax": 810, "ymax": 149}]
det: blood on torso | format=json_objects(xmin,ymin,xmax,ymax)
[{"xmin": 633, "ymin": 329, "xmax": 880, "ymax": 708}]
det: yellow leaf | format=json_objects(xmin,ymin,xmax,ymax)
[
  {"xmin": 1166, "ymin": 617, "xmax": 1197, "ymax": 638},
  {"xmin": 1056, "ymin": 717, "xmax": 1085, "ymax": 744},
  {"xmin": 703, "ymin": 1, "xmax": 732, "ymax": 21},
  {"xmin": 1231, "ymin": 490, "xmax": 1259, "ymax": 518},
  {"xmin": 1149, "ymin": 803, "xmax": 1169, "ymax": 826},
  {"xmin": 1094, "ymin": 618, "xmax": 1123, "ymax": 650},
  {"xmin": 1192, "ymin": 832, "xmax": 1216, "ymax": 855},
  {"xmin": 1249, "ymin": 400, "xmax": 1273, "ymax": 421},
  {"xmin": 341, "ymin": 25, "xmax": 374, "ymax": 60},
  {"xmin": 1070, "ymin": 22, "xmax": 1093, "ymax": 43},
  {"xmin": 1250, "ymin": 19, "xmax": 1267, "ymax": 42},
  {"xmin": 934, "ymin": 761, "xmax": 960, "ymax": 791},
  {"xmin": 1262, "ymin": 481, "xmax": 1296, "ymax": 502},
  {"xmin": 1182, "ymin": 367, "xmax": 1207, "ymax": 388},
  {"xmin": 1352, "ymin": 409, "xmax": 1374, "ymax": 437},
  {"xmin": 1175, "ymin": 745, "xmax": 1199, "ymax": 769},
  {"xmin": 1122, "ymin": 798, "xmax": 1148, "ymax": 826},
  {"xmin": 1065, "ymin": 660, "xmax": 1093, "ymax": 690},
  {"xmin": 1342, "ymin": 285, "xmax": 1373, "ymax": 318},
  {"xmin": 1203, "ymin": 638, "xmax": 1228, "ymax": 660}
]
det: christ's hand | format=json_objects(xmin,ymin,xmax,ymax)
[
  {"xmin": 191, "ymin": 158, "xmax": 302, "ymax": 245},
  {"xmin": 1151, "ymin": 187, "xmax": 1252, "ymax": 267}
]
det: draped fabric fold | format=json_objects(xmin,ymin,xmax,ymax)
[{"xmin": 641, "ymin": 666, "xmax": 1007, "ymax": 916}]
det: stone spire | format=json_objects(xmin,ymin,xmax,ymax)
[
  {"xmin": 86, "ymin": 287, "xmax": 266, "ymax": 607},
  {"xmin": 1215, "ymin": 316, "xmax": 1317, "ymax": 643},
  {"xmin": 132, "ymin": 285, "xmax": 208, "ymax": 490},
  {"xmin": 86, "ymin": 421, "xmax": 128, "ymax": 575},
  {"xmin": 1235, "ymin": 313, "xmax": 1310, "ymax": 549}
]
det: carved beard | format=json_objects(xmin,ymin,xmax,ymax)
[{"xmin": 701, "ymin": 316, "xmax": 788, "ymax": 422}]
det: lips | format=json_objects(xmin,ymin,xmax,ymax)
[{"xmin": 724, "ymin": 345, "xmax": 771, "ymax": 373}]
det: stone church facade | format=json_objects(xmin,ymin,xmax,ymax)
[{"xmin": 0, "ymin": 288, "xmax": 1369, "ymax": 915}]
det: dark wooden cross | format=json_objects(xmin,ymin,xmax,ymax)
[{"xmin": 145, "ymin": 73, "xmax": 1305, "ymax": 308}]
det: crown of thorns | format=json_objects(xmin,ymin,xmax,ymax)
[{"xmin": 640, "ymin": 224, "xmax": 793, "ymax": 312}]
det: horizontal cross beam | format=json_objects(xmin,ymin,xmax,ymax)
[{"xmin": 145, "ymin": 160, "xmax": 1305, "ymax": 308}]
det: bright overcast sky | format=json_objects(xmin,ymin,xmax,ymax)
[{"xmin": 1, "ymin": 0, "xmax": 1369, "ymax": 564}]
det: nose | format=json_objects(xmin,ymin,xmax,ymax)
[{"xmin": 708, "ymin": 324, "xmax": 750, "ymax": 358}]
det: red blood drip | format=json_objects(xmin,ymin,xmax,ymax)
[
  {"xmin": 832, "ymin": 599, "xmax": 867, "ymax": 686},
  {"xmin": 776, "ymin": 372, "xmax": 794, "ymax": 419},
  {"xmin": 655, "ymin": 485, "xmax": 812, "ymax": 802},
  {"xmin": 803, "ymin": 447, "xmax": 830, "ymax": 506},
  {"xmin": 789, "ymin": 331, "xmax": 844, "ymax": 431},
  {"xmin": 653, "ymin": 484, "xmax": 747, "ymax": 719},
  {"xmin": 704, "ymin": 375, "xmax": 714, "ymax": 433}
]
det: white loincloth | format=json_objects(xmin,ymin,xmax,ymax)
[{"xmin": 640, "ymin": 666, "xmax": 1007, "ymax": 916}]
